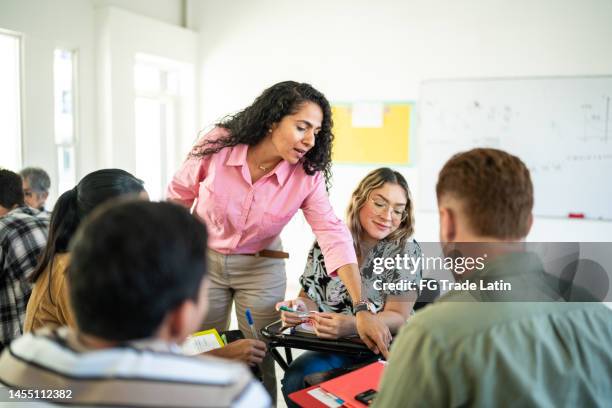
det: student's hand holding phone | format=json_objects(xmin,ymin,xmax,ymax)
[
  {"xmin": 275, "ymin": 298, "xmax": 309, "ymax": 327},
  {"xmin": 311, "ymin": 312, "xmax": 356, "ymax": 339}
]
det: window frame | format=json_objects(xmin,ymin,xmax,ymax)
[
  {"xmin": 0, "ymin": 27, "xmax": 25, "ymax": 170},
  {"xmin": 53, "ymin": 47, "xmax": 79, "ymax": 194}
]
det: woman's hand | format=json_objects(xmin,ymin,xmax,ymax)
[
  {"xmin": 356, "ymin": 313, "xmax": 391, "ymax": 359},
  {"xmin": 311, "ymin": 312, "xmax": 356, "ymax": 339},
  {"xmin": 275, "ymin": 298, "xmax": 309, "ymax": 327},
  {"xmin": 335, "ymin": 264, "xmax": 391, "ymax": 357}
]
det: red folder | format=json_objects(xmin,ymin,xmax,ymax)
[
  {"xmin": 319, "ymin": 361, "xmax": 386, "ymax": 407},
  {"xmin": 288, "ymin": 385, "xmax": 330, "ymax": 408}
]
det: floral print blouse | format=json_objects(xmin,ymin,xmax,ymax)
[{"xmin": 300, "ymin": 238, "xmax": 423, "ymax": 314}]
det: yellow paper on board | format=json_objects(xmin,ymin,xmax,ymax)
[{"xmin": 332, "ymin": 103, "xmax": 411, "ymax": 164}]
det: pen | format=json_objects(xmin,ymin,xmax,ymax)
[
  {"xmin": 279, "ymin": 305, "xmax": 314, "ymax": 318},
  {"xmin": 245, "ymin": 308, "xmax": 259, "ymax": 340}
]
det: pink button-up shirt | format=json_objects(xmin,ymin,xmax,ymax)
[{"xmin": 166, "ymin": 128, "xmax": 356, "ymax": 274}]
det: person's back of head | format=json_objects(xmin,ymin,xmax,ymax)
[
  {"xmin": 30, "ymin": 168, "xmax": 146, "ymax": 283},
  {"xmin": 0, "ymin": 169, "xmax": 25, "ymax": 217},
  {"xmin": 436, "ymin": 148, "xmax": 534, "ymax": 243},
  {"xmin": 68, "ymin": 200, "xmax": 209, "ymax": 343},
  {"xmin": 19, "ymin": 167, "xmax": 51, "ymax": 211},
  {"xmin": 374, "ymin": 149, "xmax": 612, "ymax": 408},
  {"xmin": 1, "ymin": 200, "xmax": 272, "ymax": 407}
]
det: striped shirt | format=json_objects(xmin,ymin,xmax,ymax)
[
  {"xmin": 0, "ymin": 327, "xmax": 271, "ymax": 407},
  {"xmin": 0, "ymin": 206, "xmax": 49, "ymax": 348}
]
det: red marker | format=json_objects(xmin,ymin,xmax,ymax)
[{"xmin": 568, "ymin": 213, "xmax": 585, "ymax": 219}]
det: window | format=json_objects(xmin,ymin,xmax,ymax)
[
  {"xmin": 134, "ymin": 54, "xmax": 192, "ymax": 201},
  {"xmin": 53, "ymin": 49, "xmax": 77, "ymax": 194},
  {"xmin": 0, "ymin": 30, "xmax": 22, "ymax": 170}
]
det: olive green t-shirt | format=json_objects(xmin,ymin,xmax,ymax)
[{"xmin": 374, "ymin": 252, "xmax": 612, "ymax": 407}]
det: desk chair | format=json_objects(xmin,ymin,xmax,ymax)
[
  {"xmin": 262, "ymin": 278, "xmax": 440, "ymax": 371},
  {"xmin": 260, "ymin": 321, "xmax": 373, "ymax": 371},
  {"xmin": 414, "ymin": 277, "xmax": 441, "ymax": 311}
]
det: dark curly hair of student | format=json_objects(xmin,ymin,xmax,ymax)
[{"xmin": 190, "ymin": 81, "xmax": 334, "ymax": 188}]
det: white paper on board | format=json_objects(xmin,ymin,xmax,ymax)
[{"xmin": 351, "ymin": 102, "xmax": 384, "ymax": 128}]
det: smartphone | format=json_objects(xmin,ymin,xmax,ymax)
[{"xmin": 355, "ymin": 389, "xmax": 377, "ymax": 405}]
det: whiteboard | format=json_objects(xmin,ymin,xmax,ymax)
[{"xmin": 417, "ymin": 76, "xmax": 612, "ymax": 221}]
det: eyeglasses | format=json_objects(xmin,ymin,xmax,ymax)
[{"xmin": 369, "ymin": 198, "xmax": 407, "ymax": 222}]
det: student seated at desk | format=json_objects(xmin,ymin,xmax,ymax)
[
  {"xmin": 0, "ymin": 201, "xmax": 270, "ymax": 407},
  {"xmin": 277, "ymin": 168, "xmax": 422, "ymax": 407},
  {"xmin": 373, "ymin": 148, "xmax": 612, "ymax": 407},
  {"xmin": 24, "ymin": 169, "xmax": 147, "ymax": 332},
  {"xmin": 24, "ymin": 169, "xmax": 265, "ymax": 368}
]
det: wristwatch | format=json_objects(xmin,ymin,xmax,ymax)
[{"xmin": 353, "ymin": 300, "xmax": 376, "ymax": 315}]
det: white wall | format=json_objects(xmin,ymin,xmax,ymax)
[
  {"xmin": 0, "ymin": 0, "xmax": 193, "ymax": 205},
  {"xmin": 0, "ymin": 0, "xmax": 97, "ymax": 204},
  {"xmin": 96, "ymin": 6, "xmax": 198, "ymax": 180},
  {"xmin": 189, "ymin": 0, "xmax": 612, "ymax": 290},
  {"xmin": 3, "ymin": 0, "xmax": 611, "ymax": 248},
  {"xmin": 0, "ymin": 0, "xmax": 187, "ymax": 205},
  {"xmin": 94, "ymin": 0, "xmax": 184, "ymax": 27}
]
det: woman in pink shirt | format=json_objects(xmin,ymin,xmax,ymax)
[{"xmin": 167, "ymin": 81, "xmax": 391, "ymax": 398}]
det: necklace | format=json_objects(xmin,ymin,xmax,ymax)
[{"xmin": 258, "ymin": 164, "xmax": 269, "ymax": 172}]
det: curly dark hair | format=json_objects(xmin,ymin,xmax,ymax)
[{"xmin": 190, "ymin": 81, "xmax": 334, "ymax": 187}]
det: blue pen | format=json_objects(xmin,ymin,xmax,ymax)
[{"xmin": 245, "ymin": 308, "xmax": 259, "ymax": 340}]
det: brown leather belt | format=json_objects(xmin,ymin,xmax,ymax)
[{"xmin": 240, "ymin": 249, "xmax": 289, "ymax": 259}]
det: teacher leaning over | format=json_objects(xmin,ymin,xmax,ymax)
[{"xmin": 167, "ymin": 81, "xmax": 391, "ymax": 398}]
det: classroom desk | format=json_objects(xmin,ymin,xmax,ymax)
[{"xmin": 260, "ymin": 320, "xmax": 375, "ymax": 371}]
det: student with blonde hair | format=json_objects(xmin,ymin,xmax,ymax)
[{"xmin": 278, "ymin": 168, "xmax": 422, "ymax": 406}]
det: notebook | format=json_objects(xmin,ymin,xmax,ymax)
[{"xmin": 181, "ymin": 328, "xmax": 224, "ymax": 355}]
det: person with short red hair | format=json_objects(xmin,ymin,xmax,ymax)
[{"xmin": 374, "ymin": 148, "xmax": 612, "ymax": 407}]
